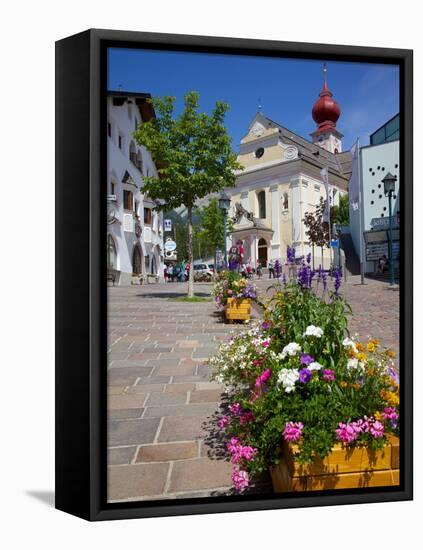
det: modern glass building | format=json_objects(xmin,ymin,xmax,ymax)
[{"xmin": 370, "ymin": 113, "xmax": 400, "ymax": 145}]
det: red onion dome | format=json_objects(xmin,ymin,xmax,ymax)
[{"xmin": 312, "ymin": 79, "xmax": 341, "ymax": 130}]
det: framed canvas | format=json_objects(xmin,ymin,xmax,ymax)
[{"xmin": 55, "ymin": 28, "xmax": 413, "ymax": 521}]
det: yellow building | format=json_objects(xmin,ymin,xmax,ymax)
[{"xmin": 227, "ymin": 79, "xmax": 352, "ymax": 268}]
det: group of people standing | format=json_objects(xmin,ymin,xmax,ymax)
[{"xmin": 163, "ymin": 261, "xmax": 190, "ymax": 283}]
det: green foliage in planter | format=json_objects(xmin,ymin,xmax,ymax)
[{"xmin": 209, "ymin": 263, "xmax": 399, "ymax": 491}]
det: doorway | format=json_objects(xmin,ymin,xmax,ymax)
[
  {"xmin": 132, "ymin": 245, "xmax": 142, "ymax": 274},
  {"xmin": 258, "ymin": 238, "xmax": 268, "ymax": 267}
]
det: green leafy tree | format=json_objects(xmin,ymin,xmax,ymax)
[
  {"xmin": 134, "ymin": 91, "xmax": 241, "ymax": 296},
  {"xmin": 194, "ymin": 198, "xmax": 234, "ymax": 266},
  {"xmin": 332, "ymin": 194, "xmax": 350, "ymax": 226}
]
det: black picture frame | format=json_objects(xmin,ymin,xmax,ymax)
[{"xmin": 55, "ymin": 28, "xmax": 413, "ymax": 521}]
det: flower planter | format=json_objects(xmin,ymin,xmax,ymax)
[
  {"xmin": 225, "ymin": 297, "xmax": 251, "ymax": 323},
  {"xmin": 270, "ymin": 435, "xmax": 399, "ymax": 492}
]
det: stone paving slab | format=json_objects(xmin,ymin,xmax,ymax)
[{"xmin": 107, "ymin": 276, "xmax": 399, "ymax": 502}]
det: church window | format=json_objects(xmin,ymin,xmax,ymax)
[
  {"xmin": 257, "ymin": 191, "xmax": 266, "ymax": 219},
  {"xmin": 255, "ymin": 147, "xmax": 264, "ymax": 158}
]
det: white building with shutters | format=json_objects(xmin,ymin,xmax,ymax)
[{"xmin": 106, "ymin": 91, "xmax": 164, "ymax": 285}]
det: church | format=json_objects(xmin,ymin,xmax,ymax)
[{"xmin": 228, "ymin": 67, "xmax": 352, "ymax": 268}]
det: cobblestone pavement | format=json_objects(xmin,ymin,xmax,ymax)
[
  {"xmin": 107, "ymin": 275, "xmax": 399, "ymax": 502},
  {"xmin": 107, "ymin": 283, "xmax": 265, "ymax": 503}
]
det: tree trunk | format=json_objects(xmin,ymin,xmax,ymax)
[{"xmin": 187, "ymin": 206, "xmax": 194, "ymax": 298}]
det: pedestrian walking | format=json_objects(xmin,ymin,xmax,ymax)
[
  {"xmin": 167, "ymin": 264, "xmax": 173, "ymax": 282},
  {"xmin": 164, "ymin": 264, "xmax": 168, "ymax": 283},
  {"xmin": 268, "ymin": 259, "xmax": 275, "ymax": 279},
  {"xmin": 256, "ymin": 261, "xmax": 263, "ymax": 279}
]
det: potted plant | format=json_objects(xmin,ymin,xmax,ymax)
[
  {"xmin": 211, "ymin": 270, "xmax": 257, "ymax": 323},
  {"xmin": 209, "ymin": 257, "xmax": 399, "ymax": 492}
]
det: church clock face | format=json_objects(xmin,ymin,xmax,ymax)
[{"xmin": 255, "ymin": 147, "xmax": 265, "ymax": 158}]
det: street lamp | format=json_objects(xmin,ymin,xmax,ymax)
[
  {"xmin": 218, "ymin": 191, "xmax": 231, "ymax": 268},
  {"xmin": 382, "ymin": 172, "xmax": 397, "ymax": 286}
]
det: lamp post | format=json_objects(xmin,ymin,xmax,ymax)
[
  {"xmin": 382, "ymin": 172, "xmax": 397, "ymax": 286},
  {"xmin": 218, "ymin": 191, "xmax": 231, "ymax": 268}
]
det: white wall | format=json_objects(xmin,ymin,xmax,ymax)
[
  {"xmin": 350, "ymin": 140, "xmax": 400, "ymax": 272},
  {"xmin": 107, "ymin": 95, "xmax": 164, "ymax": 282}
]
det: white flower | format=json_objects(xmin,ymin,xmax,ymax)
[
  {"xmin": 308, "ymin": 361, "xmax": 323, "ymax": 371},
  {"xmin": 277, "ymin": 368, "xmax": 300, "ymax": 393},
  {"xmin": 304, "ymin": 325, "xmax": 324, "ymax": 338},
  {"xmin": 343, "ymin": 337, "xmax": 358, "ymax": 353},
  {"xmin": 281, "ymin": 342, "xmax": 302, "ymax": 359}
]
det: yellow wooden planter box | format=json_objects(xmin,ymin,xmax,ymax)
[
  {"xmin": 270, "ymin": 435, "xmax": 399, "ymax": 492},
  {"xmin": 225, "ymin": 297, "xmax": 251, "ymax": 322}
]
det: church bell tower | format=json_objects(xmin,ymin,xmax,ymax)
[{"xmin": 311, "ymin": 64, "xmax": 343, "ymax": 154}]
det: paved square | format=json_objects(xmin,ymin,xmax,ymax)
[{"xmin": 107, "ymin": 276, "xmax": 399, "ymax": 502}]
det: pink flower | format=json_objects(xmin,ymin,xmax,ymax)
[
  {"xmin": 240, "ymin": 445, "xmax": 257, "ymax": 461},
  {"xmin": 336, "ymin": 422, "xmax": 359, "ymax": 444},
  {"xmin": 239, "ymin": 411, "xmax": 255, "ymax": 426},
  {"xmin": 283, "ymin": 421, "xmax": 304, "ymax": 443},
  {"xmin": 382, "ymin": 407, "xmax": 399, "ymax": 421},
  {"xmin": 227, "ymin": 438, "xmax": 257, "ymax": 464},
  {"xmin": 229, "ymin": 403, "xmax": 242, "ymax": 416},
  {"xmin": 227, "ymin": 289, "xmax": 233, "ymax": 295},
  {"xmin": 231, "ymin": 468, "xmax": 249, "ymax": 492},
  {"xmin": 322, "ymin": 369, "xmax": 335, "ymax": 382},
  {"xmin": 262, "ymin": 340, "xmax": 270, "ymax": 348},
  {"xmin": 218, "ymin": 416, "xmax": 230, "ymax": 429},
  {"xmin": 254, "ymin": 368, "xmax": 272, "ymax": 388},
  {"xmin": 249, "ymin": 390, "xmax": 260, "ymax": 403},
  {"xmin": 227, "ymin": 437, "xmax": 240, "ymax": 454},
  {"xmin": 369, "ymin": 420, "xmax": 385, "ymax": 438}
]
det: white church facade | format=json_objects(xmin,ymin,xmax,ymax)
[
  {"xmin": 106, "ymin": 91, "xmax": 164, "ymax": 285},
  {"xmin": 227, "ymin": 70, "xmax": 352, "ymax": 268}
]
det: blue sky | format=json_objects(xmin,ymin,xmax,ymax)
[{"xmin": 108, "ymin": 48, "xmax": 399, "ymax": 151}]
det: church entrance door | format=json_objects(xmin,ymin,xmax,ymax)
[{"xmin": 258, "ymin": 238, "xmax": 268, "ymax": 267}]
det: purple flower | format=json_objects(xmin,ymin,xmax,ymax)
[
  {"xmin": 299, "ymin": 368, "xmax": 312, "ymax": 383},
  {"xmin": 286, "ymin": 245, "xmax": 296, "ymax": 265},
  {"xmin": 333, "ymin": 266, "xmax": 342, "ymax": 295},
  {"xmin": 300, "ymin": 354, "xmax": 314, "ymax": 366},
  {"xmin": 261, "ymin": 321, "xmax": 270, "ymax": 330},
  {"xmin": 317, "ymin": 265, "xmax": 327, "ymax": 290}
]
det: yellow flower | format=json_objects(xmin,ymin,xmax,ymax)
[
  {"xmin": 380, "ymin": 389, "xmax": 399, "ymax": 407},
  {"xmin": 374, "ymin": 411, "xmax": 383, "ymax": 421},
  {"xmin": 371, "ymin": 338, "xmax": 380, "ymax": 347},
  {"xmin": 356, "ymin": 352, "xmax": 367, "ymax": 363},
  {"xmin": 340, "ymin": 381, "xmax": 348, "ymax": 388},
  {"xmin": 352, "ymin": 383, "xmax": 361, "ymax": 390},
  {"xmin": 356, "ymin": 342, "xmax": 364, "ymax": 352},
  {"xmin": 387, "ymin": 350, "xmax": 396, "ymax": 358},
  {"xmin": 366, "ymin": 342, "xmax": 376, "ymax": 353}
]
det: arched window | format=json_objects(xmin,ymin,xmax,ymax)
[
  {"xmin": 107, "ymin": 235, "xmax": 117, "ymax": 269},
  {"xmin": 283, "ymin": 192, "xmax": 289, "ymax": 210},
  {"xmin": 136, "ymin": 150, "xmax": 143, "ymax": 173},
  {"xmin": 257, "ymin": 191, "xmax": 266, "ymax": 219},
  {"xmin": 129, "ymin": 141, "xmax": 137, "ymax": 165}
]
